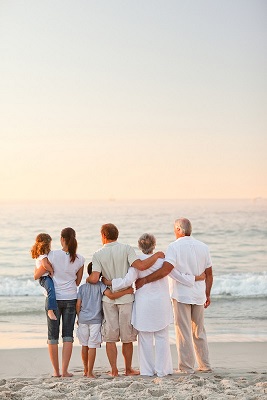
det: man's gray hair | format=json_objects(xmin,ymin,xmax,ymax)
[
  {"xmin": 138, "ymin": 233, "xmax": 156, "ymax": 254},
  {"xmin": 175, "ymin": 218, "xmax": 192, "ymax": 236}
]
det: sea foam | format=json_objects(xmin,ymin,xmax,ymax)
[
  {"xmin": 211, "ymin": 272, "xmax": 267, "ymax": 297},
  {"xmin": 0, "ymin": 272, "xmax": 266, "ymax": 297}
]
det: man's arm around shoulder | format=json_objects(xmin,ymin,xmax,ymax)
[
  {"xmin": 135, "ymin": 261, "xmax": 206, "ymax": 290},
  {"xmin": 132, "ymin": 251, "xmax": 165, "ymax": 271},
  {"xmin": 135, "ymin": 261, "xmax": 173, "ymax": 289}
]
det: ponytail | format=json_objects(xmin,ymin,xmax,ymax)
[{"xmin": 61, "ymin": 227, "xmax": 77, "ymax": 263}]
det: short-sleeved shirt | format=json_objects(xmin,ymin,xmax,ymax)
[
  {"xmin": 165, "ymin": 236, "xmax": 212, "ymax": 305},
  {"xmin": 48, "ymin": 250, "xmax": 85, "ymax": 300},
  {"xmin": 92, "ymin": 241, "xmax": 138, "ymax": 304},
  {"xmin": 36, "ymin": 254, "xmax": 49, "ymax": 277},
  {"xmin": 77, "ymin": 282, "xmax": 107, "ymax": 324}
]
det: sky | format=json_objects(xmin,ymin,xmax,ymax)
[{"xmin": 0, "ymin": 0, "xmax": 266, "ymax": 201}]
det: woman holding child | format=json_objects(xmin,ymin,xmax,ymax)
[{"xmin": 34, "ymin": 227, "xmax": 85, "ymax": 377}]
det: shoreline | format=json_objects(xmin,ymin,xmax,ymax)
[
  {"xmin": 0, "ymin": 342, "xmax": 266, "ymax": 379},
  {"xmin": 0, "ymin": 342, "xmax": 266, "ymax": 399}
]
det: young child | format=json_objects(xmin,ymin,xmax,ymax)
[
  {"xmin": 76, "ymin": 262, "xmax": 134, "ymax": 378},
  {"xmin": 31, "ymin": 233, "xmax": 58, "ymax": 320}
]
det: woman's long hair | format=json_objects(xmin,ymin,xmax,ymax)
[
  {"xmin": 31, "ymin": 233, "xmax": 52, "ymax": 259},
  {"xmin": 61, "ymin": 227, "xmax": 77, "ymax": 263}
]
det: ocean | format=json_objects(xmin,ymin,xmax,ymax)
[{"xmin": 0, "ymin": 199, "xmax": 266, "ymax": 349}]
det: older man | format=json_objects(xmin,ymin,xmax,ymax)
[
  {"xmin": 87, "ymin": 223, "xmax": 165, "ymax": 377},
  {"xmin": 136, "ymin": 218, "xmax": 213, "ymax": 374}
]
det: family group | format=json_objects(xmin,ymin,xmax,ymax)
[{"xmin": 31, "ymin": 218, "xmax": 213, "ymax": 378}]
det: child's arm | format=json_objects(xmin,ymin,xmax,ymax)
[
  {"xmin": 41, "ymin": 258, "xmax": 54, "ymax": 275},
  {"xmin": 76, "ymin": 299, "xmax": 82, "ymax": 315},
  {"xmin": 33, "ymin": 257, "xmax": 53, "ymax": 280},
  {"xmin": 34, "ymin": 265, "xmax": 46, "ymax": 280},
  {"xmin": 76, "ymin": 299, "xmax": 82, "ymax": 325},
  {"xmin": 104, "ymin": 286, "xmax": 134, "ymax": 300}
]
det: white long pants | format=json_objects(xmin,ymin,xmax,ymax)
[{"xmin": 138, "ymin": 326, "xmax": 173, "ymax": 377}]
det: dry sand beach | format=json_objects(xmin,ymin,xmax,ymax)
[{"xmin": 0, "ymin": 342, "xmax": 266, "ymax": 399}]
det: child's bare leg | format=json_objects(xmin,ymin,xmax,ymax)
[
  {"xmin": 87, "ymin": 348, "xmax": 96, "ymax": 378},
  {"xmin": 48, "ymin": 310, "xmax": 57, "ymax": 320},
  {"xmin": 81, "ymin": 346, "xmax": 89, "ymax": 376}
]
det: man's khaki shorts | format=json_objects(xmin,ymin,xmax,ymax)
[{"xmin": 102, "ymin": 302, "xmax": 137, "ymax": 343}]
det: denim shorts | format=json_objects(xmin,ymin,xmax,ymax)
[{"xmin": 46, "ymin": 299, "xmax": 77, "ymax": 345}]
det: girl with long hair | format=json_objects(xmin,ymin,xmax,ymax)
[{"xmin": 31, "ymin": 233, "xmax": 57, "ymax": 320}]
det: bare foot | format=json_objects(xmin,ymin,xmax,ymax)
[
  {"xmin": 52, "ymin": 369, "xmax": 61, "ymax": 377},
  {"xmin": 125, "ymin": 368, "xmax": 140, "ymax": 376},
  {"xmin": 87, "ymin": 373, "xmax": 96, "ymax": 378},
  {"xmin": 196, "ymin": 368, "xmax": 212, "ymax": 373},
  {"xmin": 48, "ymin": 310, "xmax": 57, "ymax": 320},
  {"xmin": 62, "ymin": 372, "xmax": 73, "ymax": 377},
  {"xmin": 83, "ymin": 369, "xmax": 88, "ymax": 377},
  {"xmin": 175, "ymin": 369, "xmax": 195, "ymax": 375},
  {"xmin": 108, "ymin": 369, "xmax": 119, "ymax": 377}
]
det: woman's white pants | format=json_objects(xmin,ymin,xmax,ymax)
[{"xmin": 138, "ymin": 326, "xmax": 173, "ymax": 377}]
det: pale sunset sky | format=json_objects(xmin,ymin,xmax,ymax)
[{"xmin": 1, "ymin": 0, "xmax": 266, "ymax": 201}]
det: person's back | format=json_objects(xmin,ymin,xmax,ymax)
[
  {"xmin": 132, "ymin": 252, "xmax": 173, "ymax": 333},
  {"xmin": 93, "ymin": 242, "xmax": 136, "ymax": 279},
  {"xmin": 49, "ymin": 249, "xmax": 85, "ymax": 300},
  {"xmin": 134, "ymin": 254, "xmax": 169, "ymax": 296},
  {"xmin": 92, "ymin": 241, "xmax": 137, "ymax": 304},
  {"xmin": 166, "ymin": 236, "xmax": 211, "ymax": 305},
  {"xmin": 168, "ymin": 236, "xmax": 210, "ymax": 275},
  {"xmin": 77, "ymin": 281, "xmax": 105, "ymax": 324}
]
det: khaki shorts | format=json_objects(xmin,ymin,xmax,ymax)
[{"xmin": 102, "ymin": 302, "xmax": 137, "ymax": 343}]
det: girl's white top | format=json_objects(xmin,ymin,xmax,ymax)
[
  {"xmin": 36, "ymin": 254, "xmax": 49, "ymax": 277},
  {"xmin": 112, "ymin": 254, "xmax": 177, "ymax": 332},
  {"xmin": 48, "ymin": 250, "xmax": 85, "ymax": 300}
]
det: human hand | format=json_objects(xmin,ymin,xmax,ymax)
[
  {"xmin": 102, "ymin": 276, "xmax": 112, "ymax": 286},
  {"xmin": 125, "ymin": 287, "xmax": 134, "ymax": 295},
  {"xmin": 195, "ymin": 272, "xmax": 206, "ymax": 281},
  {"xmin": 204, "ymin": 296, "xmax": 211, "ymax": 308},
  {"xmin": 135, "ymin": 277, "xmax": 146, "ymax": 290},
  {"xmin": 156, "ymin": 251, "xmax": 165, "ymax": 259}
]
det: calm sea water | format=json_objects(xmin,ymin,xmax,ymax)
[{"xmin": 0, "ymin": 199, "xmax": 266, "ymax": 349}]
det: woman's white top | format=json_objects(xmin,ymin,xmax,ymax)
[
  {"xmin": 48, "ymin": 250, "xmax": 85, "ymax": 300},
  {"xmin": 112, "ymin": 254, "xmax": 174, "ymax": 332}
]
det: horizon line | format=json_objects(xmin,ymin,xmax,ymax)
[{"xmin": 0, "ymin": 197, "xmax": 266, "ymax": 203}]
